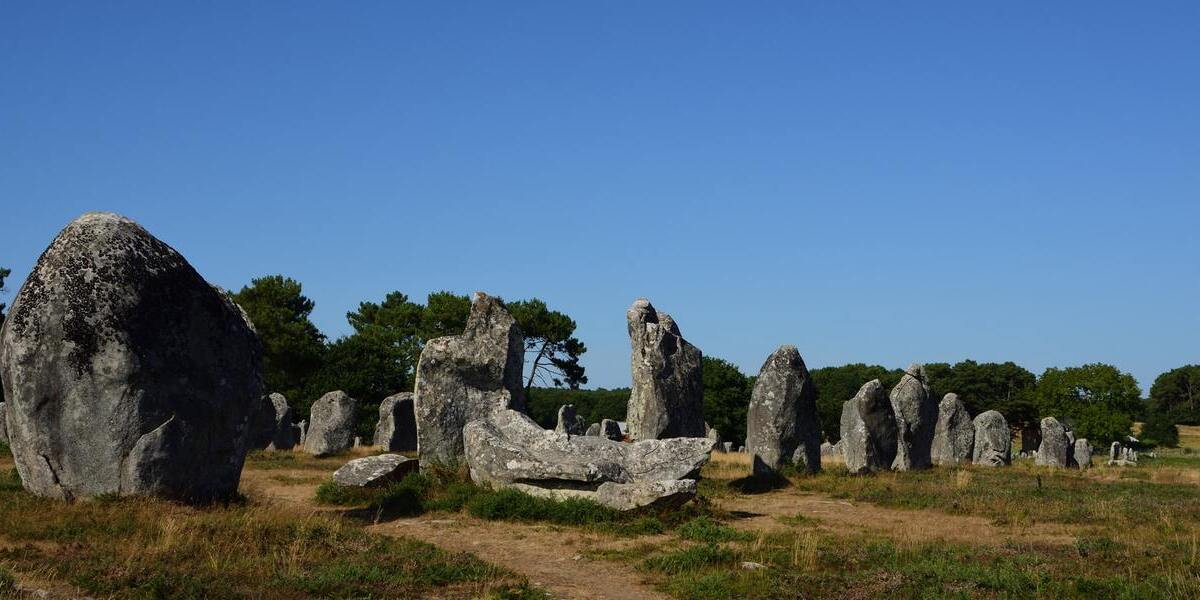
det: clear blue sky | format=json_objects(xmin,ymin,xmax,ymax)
[{"xmin": 3, "ymin": 2, "xmax": 1197, "ymax": 394}]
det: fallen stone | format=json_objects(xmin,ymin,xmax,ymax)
[
  {"xmin": 374, "ymin": 392, "xmax": 417, "ymax": 451},
  {"xmin": 839, "ymin": 380, "xmax": 899, "ymax": 474},
  {"xmin": 747, "ymin": 345, "xmax": 821, "ymax": 476},
  {"xmin": 625, "ymin": 299, "xmax": 704, "ymax": 440},
  {"xmin": 972, "ymin": 410, "xmax": 1011, "ymax": 466},
  {"xmin": 1035, "ymin": 417, "xmax": 1069, "ymax": 468},
  {"xmin": 332, "ymin": 454, "xmax": 418, "ymax": 487},
  {"xmin": 304, "ymin": 391, "xmax": 358, "ymax": 457},
  {"xmin": 0, "ymin": 212, "xmax": 263, "ymax": 501},
  {"xmin": 931, "ymin": 393, "xmax": 974, "ymax": 466},
  {"xmin": 555, "ymin": 404, "xmax": 586, "ymax": 435},
  {"xmin": 741, "ymin": 561, "xmax": 768, "ymax": 571},
  {"xmin": 414, "ymin": 292, "xmax": 526, "ymax": 466},
  {"xmin": 889, "ymin": 364, "xmax": 936, "ymax": 470}
]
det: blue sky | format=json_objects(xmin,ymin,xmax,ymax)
[{"xmin": 2, "ymin": 2, "xmax": 1197, "ymax": 393}]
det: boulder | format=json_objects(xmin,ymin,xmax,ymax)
[
  {"xmin": 746, "ymin": 345, "xmax": 821, "ymax": 475},
  {"xmin": 625, "ymin": 299, "xmax": 704, "ymax": 440},
  {"xmin": 1073, "ymin": 439, "xmax": 1092, "ymax": 469},
  {"xmin": 463, "ymin": 408, "xmax": 713, "ymax": 511},
  {"xmin": 839, "ymin": 380, "xmax": 899, "ymax": 474},
  {"xmin": 374, "ymin": 392, "xmax": 417, "ymax": 451},
  {"xmin": 414, "ymin": 292, "xmax": 525, "ymax": 466},
  {"xmin": 585, "ymin": 422, "xmax": 601, "ymax": 437},
  {"xmin": 601, "ymin": 419, "xmax": 623, "ymax": 441},
  {"xmin": 1035, "ymin": 417, "xmax": 1069, "ymax": 467},
  {"xmin": 889, "ymin": 364, "xmax": 936, "ymax": 470},
  {"xmin": 555, "ymin": 404, "xmax": 586, "ymax": 435},
  {"xmin": 931, "ymin": 393, "xmax": 974, "ymax": 466},
  {"xmin": 0, "ymin": 212, "xmax": 263, "ymax": 501},
  {"xmin": 332, "ymin": 454, "xmax": 419, "ymax": 487},
  {"xmin": 304, "ymin": 391, "xmax": 358, "ymax": 457},
  {"xmin": 972, "ymin": 410, "xmax": 1011, "ymax": 466}
]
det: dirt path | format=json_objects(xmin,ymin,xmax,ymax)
[{"xmin": 716, "ymin": 489, "xmax": 1079, "ymax": 546}]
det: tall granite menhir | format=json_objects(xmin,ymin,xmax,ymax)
[
  {"xmin": 746, "ymin": 345, "xmax": 821, "ymax": 475},
  {"xmin": 374, "ymin": 392, "xmax": 417, "ymax": 451},
  {"xmin": 0, "ymin": 212, "xmax": 263, "ymax": 501},
  {"xmin": 840, "ymin": 380, "xmax": 899, "ymax": 474},
  {"xmin": 930, "ymin": 393, "xmax": 974, "ymax": 466},
  {"xmin": 890, "ymin": 364, "xmax": 937, "ymax": 470},
  {"xmin": 625, "ymin": 299, "xmax": 704, "ymax": 440},
  {"xmin": 414, "ymin": 293, "xmax": 526, "ymax": 466}
]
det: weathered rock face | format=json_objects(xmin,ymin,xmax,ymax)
[
  {"xmin": 1035, "ymin": 417, "xmax": 1069, "ymax": 467},
  {"xmin": 374, "ymin": 392, "xmax": 417, "ymax": 451},
  {"xmin": 746, "ymin": 345, "xmax": 821, "ymax": 476},
  {"xmin": 0, "ymin": 402, "xmax": 8, "ymax": 445},
  {"xmin": 414, "ymin": 293, "xmax": 525, "ymax": 466},
  {"xmin": 332, "ymin": 454, "xmax": 418, "ymax": 487},
  {"xmin": 972, "ymin": 410, "xmax": 1011, "ymax": 466},
  {"xmin": 889, "ymin": 364, "xmax": 936, "ymax": 471},
  {"xmin": 931, "ymin": 393, "xmax": 974, "ymax": 466},
  {"xmin": 1073, "ymin": 439, "xmax": 1092, "ymax": 469},
  {"xmin": 555, "ymin": 404, "xmax": 586, "ymax": 435},
  {"xmin": 601, "ymin": 419, "xmax": 623, "ymax": 441},
  {"xmin": 625, "ymin": 299, "xmax": 704, "ymax": 440},
  {"xmin": 839, "ymin": 380, "xmax": 899, "ymax": 474},
  {"xmin": 463, "ymin": 409, "xmax": 713, "ymax": 510},
  {"xmin": 0, "ymin": 212, "xmax": 263, "ymax": 501},
  {"xmin": 304, "ymin": 391, "xmax": 358, "ymax": 457}
]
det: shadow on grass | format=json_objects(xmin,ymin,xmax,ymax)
[{"xmin": 727, "ymin": 473, "xmax": 791, "ymax": 494}]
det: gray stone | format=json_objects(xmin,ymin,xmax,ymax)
[
  {"xmin": 332, "ymin": 454, "xmax": 418, "ymax": 487},
  {"xmin": 0, "ymin": 402, "xmax": 8, "ymax": 445},
  {"xmin": 601, "ymin": 419, "xmax": 623, "ymax": 441},
  {"xmin": 555, "ymin": 404, "xmax": 586, "ymax": 435},
  {"xmin": 304, "ymin": 391, "xmax": 358, "ymax": 457},
  {"xmin": 374, "ymin": 392, "xmax": 417, "ymax": 451},
  {"xmin": 463, "ymin": 408, "xmax": 713, "ymax": 511},
  {"xmin": 820, "ymin": 441, "xmax": 834, "ymax": 456},
  {"xmin": 738, "ymin": 446, "xmax": 746, "ymax": 453},
  {"xmin": 1064, "ymin": 428, "xmax": 1078, "ymax": 468},
  {"xmin": 625, "ymin": 299, "xmax": 704, "ymax": 440},
  {"xmin": 839, "ymin": 380, "xmax": 899, "ymax": 474},
  {"xmin": 972, "ymin": 410, "xmax": 1011, "ymax": 466},
  {"xmin": 585, "ymin": 422, "xmax": 601, "ymax": 436},
  {"xmin": 722, "ymin": 441, "xmax": 733, "ymax": 453},
  {"xmin": 746, "ymin": 345, "xmax": 820, "ymax": 476},
  {"xmin": 889, "ymin": 364, "xmax": 936, "ymax": 471},
  {"xmin": 1073, "ymin": 438, "xmax": 1092, "ymax": 469},
  {"xmin": 1035, "ymin": 417, "xmax": 1069, "ymax": 467},
  {"xmin": 1109, "ymin": 441, "xmax": 1120, "ymax": 462},
  {"xmin": 0, "ymin": 212, "xmax": 263, "ymax": 501},
  {"xmin": 263, "ymin": 393, "xmax": 296, "ymax": 451},
  {"xmin": 705, "ymin": 422, "xmax": 722, "ymax": 446},
  {"xmin": 931, "ymin": 393, "xmax": 974, "ymax": 466},
  {"xmin": 414, "ymin": 292, "xmax": 526, "ymax": 466}
]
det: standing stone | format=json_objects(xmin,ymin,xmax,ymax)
[
  {"xmin": 264, "ymin": 393, "xmax": 296, "ymax": 451},
  {"xmin": 1020, "ymin": 425, "xmax": 1042, "ymax": 456},
  {"xmin": 297, "ymin": 420, "xmax": 307, "ymax": 445},
  {"xmin": 972, "ymin": 410, "xmax": 1011, "ymax": 466},
  {"xmin": 1073, "ymin": 438, "xmax": 1092, "ymax": 469},
  {"xmin": 1109, "ymin": 441, "xmax": 1121, "ymax": 462},
  {"xmin": 0, "ymin": 212, "xmax": 263, "ymax": 501},
  {"xmin": 889, "ymin": 364, "xmax": 936, "ymax": 471},
  {"xmin": 0, "ymin": 402, "xmax": 8, "ymax": 445},
  {"xmin": 722, "ymin": 441, "xmax": 733, "ymax": 453},
  {"xmin": 414, "ymin": 292, "xmax": 526, "ymax": 466},
  {"xmin": 625, "ymin": 299, "xmax": 704, "ymax": 440},
  {"xmin": 931, "ymin": 393, "xmax": 974, "ymax": 466},
  {"xmin": 1035, "ymin": 417, "xmax": 1069, "ymax": 467},
  {"xmin": 1064, "ymin": 428, "xmax": 1078, "ymax": 468},
  {"xmin": 820, "ymin": 441, "xmax": 834, "ymax": 456},
  {"xmin": 839, "ymin": 380, "xmax": 899, "ymax": 474},
  {"xmin": 374, "ymin": 392, "xmax": 417, "ymax": 451},
  {"xmin": 585, "ymin": 423, "xmax": 601, "ymax": 437},
  {"xmin": 601, "ymin": 419, "xmax": 624, "ymax": 441},
  {"xmin": 705, "ymin": 422, "xmax": 722, "ymax": 447},
  {"xmin": 746, "ymin": 345, "xmax": 821, "ymax": 475},
  {"xmin": 304, "ymin": 391, "xmax": 358, "ymax": 457},
  {"xmin": 555, "ymin": 404, "xmax": 586, "ymax": 435}
]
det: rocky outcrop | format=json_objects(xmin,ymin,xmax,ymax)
[
  {"xmin": 839, "ymin": 380, "xmax": 899, "ymax": 474},
  {"xmin": 555, "ymin": 404, "xmax": 586, "ymax": 435},
  {"xmin": 374, "ymin": 392, "xmax": 417, "ymax": 451},
  {"xmin": 931, "ymin": 393, "xmax": 974, "ymax": 466},
  {"xmin": 414, "ymin": 293, "xmax": 525, "ymax": 466},
  {"xmin": 889, "ymin": 364, "xmax": 936, "ymax": 471},
  {"xmin": 972, "ymin": 410, "xmax": 1011, "ymax": 466},
  {"xmin": 1073, "ymin": 438, "xmax": 1092, "ymax": 469},
  {"xmin": 463, "ymin": 409, "xmax": 713, "ymax": 511},
  {"xmin": 332, "ymin": 454, "xmax": 418, "ymax": 487},
  {"xmin": 1035, "ymin": 417, "xmax": 1069, "ymax": 467},
  {"xmin": 625, "ymin": 299, "xmax": 704, "ymax": 440},
  {"xmin": 0, "ymin": 212, "xmax": 263, "ymax": 501},
  {"xmin": 746, "ymin": 345, "xmax": 821, "ymax": 476},
  {"xmin": 304, "ymin": 391, "xmax": 358, "ymax": 457}
]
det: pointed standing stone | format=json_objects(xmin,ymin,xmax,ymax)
[
  {"xmin": 304, "ymin": 391, "xmax": 358, "ymax": 457},
  {"xmin": 839, "ymin": 380, "xmax": 899, "ymax": 474},
  {"xmin": 931, "ymin": 393, "xmax": 974, "ymax": 466},
  {"xmin": 625, "ymin": 299, "xmax": 704, "ymax": 440},
  {"xmin": 374, "ymin": 392, "xmax": 417, "ymax": 451},
  {"xmin": 555, "ymin": 404, "xmax": 586, "ymax": 435},
  {"xmin": 889, "ymin": 364, "xmax": 936, "ymax": 470},
  {"xmin": 746, "ymin": 345, "xmax": 821, "ymax": 475},
  {"xmin": 972, "ymin": 410, "xmax": 1011, "ymax": 466}
]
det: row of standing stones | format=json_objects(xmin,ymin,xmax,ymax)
[{"xmin": 0, "ymin": 212, "xmax": 1115, "ymax": 509}]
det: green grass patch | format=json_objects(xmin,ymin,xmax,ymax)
[
  {"xmin": 643, "ymin": 544, "xmax": 737, "ymax": 574},
  {"xmin": 675, "ymin": 516, "xmax": 752, "ymax": 543}
]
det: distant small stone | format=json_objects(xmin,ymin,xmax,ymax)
[
  {"xmin": 332, "ymin": 454, "xmax": 418, "ymax": 488},
  {"xmin": 741, "ymin": 561, "xmax": 768, "ymax": 571},
  {"xmin": 585, "ymin": 422, "xmax": 601, "ymax": 437},
  {"xmin": 722, "ymin": 441, "xmax": 733, "ymax": 453}
]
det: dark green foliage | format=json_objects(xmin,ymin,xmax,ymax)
[
  {"xmin": 1035, "ymin": 364, "xmax": 1141, "ymax": 444},
  {"xmin": 527, "ymin": 387, "xmax": 629, "ymax": 428},
  {"xmin": 702, "ymin": 357, "xmax": 752, "ymax": 447},
  {"xmin": 508, "ymin": 299, "xmax": 588, "ymax": 391},
  {"xmin": 1149, "ymin": 365, "xmax": 1200, "ymax": 425},
  {"xmin": 810, "ymin": 364, "xmax": 904, "ymax": 443},
  {"xmin": 923, "ymin": 360, "xmax": 1039, "ymax": 428},
  {"xmin": 1140, "ymin": 409, "xmax": 1180, "ymax": 448},
  {"xmin": 231, "ymin": 275, "xmax": 326, "ymax": 413}
]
